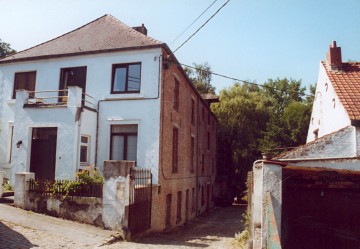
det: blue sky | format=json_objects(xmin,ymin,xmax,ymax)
[{"xmin": 1, "ymin": 0, "xmax": 359, "ymax": 93}]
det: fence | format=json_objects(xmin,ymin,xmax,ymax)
[{"xmin": 28, "ymin": 178, "xmax": 103, "ymax": 198}]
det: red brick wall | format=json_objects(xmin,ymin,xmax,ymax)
[{"xmin": 151, "ymin": 49, "xmax": 217, "ymax": 231}]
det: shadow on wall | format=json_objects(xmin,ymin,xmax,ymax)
[{"xmin": 0, "ymin": 221, "xmax": 38, "ymax": 248}]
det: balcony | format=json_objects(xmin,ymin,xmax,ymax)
[{"xmin": 19, "ymin": 87, "xmax": 97, "ymax": 111}]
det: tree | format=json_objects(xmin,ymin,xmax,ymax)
[
  {"xmin": 0, "ymin": 39, "xmax": 16, "ymax": 58},
  {"xmin": 184, "ymin": 62, "xmax": 215, "ymax": 94},
  {"xmin": 211, "ymin": 83, "xmax": 271, "ymax": 195},
  {"xmin": 259, "ymin": 78, "xmax": 311, "ymax": 155}
]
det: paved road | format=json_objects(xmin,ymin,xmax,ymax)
[{"xmin": 0, "ymin": 198, "xmax": 245, "ymax": 249}]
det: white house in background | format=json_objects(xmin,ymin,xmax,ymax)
[
  {"xmin": 0, "ymin": 14, "xmax": 217, "ymax": 231},
  {"xmin": 250, "ymin": 42, "xmax": 360, "ymax": 248}
]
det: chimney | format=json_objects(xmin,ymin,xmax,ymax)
[
  {"xmin": 132, "ymin": 24, "xmax": 148, "ymax": 36},
  {"xmin": 326, "ymin": 41, "xmax": 342, "ymax": 70}
]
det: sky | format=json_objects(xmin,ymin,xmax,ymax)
[{"xmin": 1, "ymin": 0, "xmax": 359, "ymax": 94}]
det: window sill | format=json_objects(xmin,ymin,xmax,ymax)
[{"xmin": 105, "ymin": 94, "xmax": 145, "ymax": 100}]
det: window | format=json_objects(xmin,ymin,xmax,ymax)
[
  {"xmin": 110, "ymin": 125, "xmax": 138, "ymax": 161},
  {"xmin": 191, "ymin": 187, "xmax": 195, "ymax": 213},
  {"xmin": 165, "ymin": 194, "xmax": 172, "ymax": 227},
  {"xmin": 111, "ymin": 63, "xmax": 141, "ymax": 93},
  {"xmin": 174, "ymin": 78, "xmax": 179, "ymax": 110},
  {"xmin": 13, "ymin": 71, "xmax": 36, "ymax": 99},
  {"xmin": 207, "ymin": 132, "xmax": 210, "ymax": 151},
  {"xmin": 201, "ymin": 153, "xmax": 205, "ymax": 173},
  {"xmin": 177, "ymin": 191, "xmax": 182, "ymax": 223},
  {"xmin": 191, "ymin": 99, "xmax": 195, "ymax": 124},
  {"xmin": 190, "ymin": 136, "xmax": 195, "ymax": 173},
  {"xmin": 201, "ymin": 186, "xmax": 205, "ymax": 206},
  {"xmin": 172, "ymin": 127, "xmax": 179, "ymax": 173},
  {"xmin": 80, "ymin": 135, "xmax": 90, "ymax": 165}
]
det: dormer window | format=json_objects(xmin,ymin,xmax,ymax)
[{"xmin": 111, "ymin": 63, "xmax": 141, "ymax": 93}]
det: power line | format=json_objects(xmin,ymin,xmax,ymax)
[
  {"xmin": 173, "ymin": 0, "xmax": 231, "ymax": 53},
  {"xmin": 170, "ymin": 0, "xmax": 219, "ymax": 45},
  {"xmin": 179, "ymin": 63, "xmax": 313, "ymax": 97}
]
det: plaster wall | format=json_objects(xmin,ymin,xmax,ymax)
[
  {"xmin": 0, "ymin": 48, "xmax": 162, "ymax": 183},
  {"xmin": 10, "ymin": 88, "xmax": 81, "ymax": 184},
  {"xmin": 307, "ymin": 62, "xmax": 351, "ymax": 143}
]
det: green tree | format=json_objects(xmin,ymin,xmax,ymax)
[
  {"xmin": 0, "ymin": 39, "xmax": 16, "ymax": 58},
  {"xmin": 211, "ymin": 83, "xmax": 271, "ymax": 194},
  {"xmin": 259, "ymin": 78, "xmax": 311, "ymax": 154},
  {"xmin": 184, "ymin": 62, "xmax": 215, "ymax": 94}
]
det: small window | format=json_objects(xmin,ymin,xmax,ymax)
[
  {"xmin": 190, "ymin": 136, "xmax": 195, "ymax": 173},
  {"xmin": 165, "ymin": 194, "xmax": 172, "ymax": 227},
  {"xmin": 207, "ymin": 132, "xmax": 210, "ymax": 151},
  {"xmin": 13, "ymin": 71, "xmax": 36, "ymax": 99},
  {"xmin": 191, "ymin": 187, "xmax": 195, "ymax": 213},
  {"xmin": 191, "ymin": 99, "xmax": 195, "ymax": 125},
  {"xmin": 176, "ymin": 191, "xmax": 182, "ymax": 223},
  {"xmin": 80, "ymin": 135, "xmax": 90, "ymax": 165},
  {"xmin": 111, "ymin": 63, "xmax": 141, "ymax": 93},
  {"xmin": 174, "ymin": 78, "xmax": 179, "ymax": 110},
  {"xmin": 201, "ymin": 154, "xmax": 205, "ymax": 173},
  {"xmin": 172, "ymin": 127, "xmax": 179, "ymax": 173}
]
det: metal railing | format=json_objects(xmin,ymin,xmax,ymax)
[
  {"xmin": 82, "ymin": 92, "xmax": 97, "ymax": 110},
  {"xmin": 26, "ymin": 90, "xmax": 68, "ymax": 106},
  {"xmin": 28, "ymin": 178, "xmax": 103, "ymax": 198}
]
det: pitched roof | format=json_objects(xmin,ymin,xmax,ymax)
[
  {"xmin": 323, "ymin": 61, "xmax": 360, "ymax": 120},
  {"xmin": 0, "ymin": 14, "xmax": 163, "ymax": 64}
]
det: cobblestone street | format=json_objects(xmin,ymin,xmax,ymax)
[{"xmin": 0, "ymin": 200, "xmax": 245, "ymax": 249}]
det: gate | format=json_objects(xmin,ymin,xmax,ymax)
[{"xmin": 128, "ymin": 168, "xmax": 152, "ymax": 235}]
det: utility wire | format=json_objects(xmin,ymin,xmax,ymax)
[
  {"xmin": 170, "ymin": 0, "xmax": 219, "ymax": 45},
  {"xmin": 173, "ymin": 0, "xmax": 231, "ymax": 53},
  {"xmin": 179, "ymin": 63, "xmax": 313, "ymax": 97}
]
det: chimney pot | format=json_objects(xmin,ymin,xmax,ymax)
[{"xmin": 132, "ymin": 24, "xmax": 148, "ymax": 36}]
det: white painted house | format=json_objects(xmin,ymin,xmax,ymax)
[
  {"xmin": 250, "ymin": 42, "xmax": 360, "ymax": 248},
  {"xmin": 0, "ymin": 15, "xmax": 163, "ymax": 184},
  {"xmin": 0, "ymin": 15, "xmax": 218, "ymax": 231}
]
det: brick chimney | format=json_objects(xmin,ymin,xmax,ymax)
[
  {"xmin": 326, "ymin": 41, "xmax": 342, "ymax": 70},
  {"xmin": 132, "ymin": 24, "xmax": 148, "ymax": 36}
]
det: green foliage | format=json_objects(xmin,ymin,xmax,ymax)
[
  {"xmin": 0, "ymin": 39, "xmax": 16, "ymax": 58},
  {"xmin": 212, "ymin": 78, "xmax": 313, "ymax": 195},
  {"xmin": 2, "ymin": 180, "xmax": 14, "ymax": 192},
  {"xmin": 184, "ymin": 62, "xmax": 216, "ymax": 94},
  {"xmin": 76, "ymin": 167, "xmax": 104, "ymax": 184}
]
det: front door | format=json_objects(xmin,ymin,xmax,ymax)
[{"xmin": 30, "ymin": 128, "xmax": 57, "ymax": 180}]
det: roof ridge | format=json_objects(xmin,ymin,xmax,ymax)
[{"xmin": 2, "ymin": 14, "xmax": 110, "ymax": 60}]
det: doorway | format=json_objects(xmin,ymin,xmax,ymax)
[{"xmin": 30, "ymin": 128, "xmax": 57, "ymax": 180}]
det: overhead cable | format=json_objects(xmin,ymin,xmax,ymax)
[
  {"xmin": 173, "ymin": 0, "xmax": 231, "ymax": 53},
  {"xmin": 170, "ymin": 0, "xmax": 219, "ymax": 45}
]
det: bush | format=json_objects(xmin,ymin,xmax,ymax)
[{"xmin": 2, "ymin": 179, "xmax": 14, "ymax": 192}]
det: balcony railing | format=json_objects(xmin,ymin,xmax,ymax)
[
  {"xmin": 26, "ymin": 90, "xmax": 68, "ymax": 107},
  {"xmin": 24, "ymin": 89, "xmax": 97, "ymax": 111}
]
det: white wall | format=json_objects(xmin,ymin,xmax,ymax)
[
  {"xmin": 0, "ymin": 48, "xmax": 162, "ymax": 183},
  {"xmin": 307, "ymin": 62, "xmax": 351, "ymax": 142}
]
